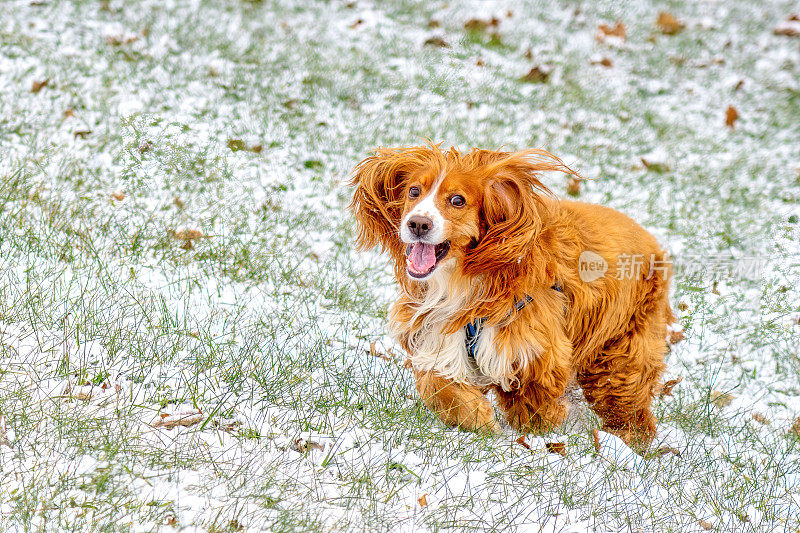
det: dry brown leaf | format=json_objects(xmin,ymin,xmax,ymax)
[
  {"xmin": 368, "ymin": 341, "xmax": 392, "ymax": 362},
  {"xmin": 656, "ymin": 12, "xmax": 684, "ymax": 35},
  {"xmin": 668, "ymin": 329, "xmax": 685, "ymax": 344},
  {"xmin": 427, "ymin": 19, "xmax": 441, "ymax": 28},
  {"xmin": 566, "ymin": 177, "xmax": 581, "ymax": 196},
  {"xmin": 520, "ymin": 66, "xmax": 551, "ymax": 83},
  {"xmin": 173, "ymin": 197, "xmax": 184, "ymax": 209},
  {"xmin": 464, "ymin": 17, "xmax": 500, "ymax": 33},
  {"xmin": 153, "ymin": 410, "xmax": 205, "ymax": 429},
  {"xmin": 725, "ymin": 105, "xmax": 739, "ymax": 129},
  {"xmin": 659, "ymin": 376, "xmax": 682, "ymax": 397},
  {"xmin": 111, "ymin": 191, "xmax": 125, "ymax": 201},
  {"xmin": 710, "ymin": 391, "xmax": 735, "ymax": 408},
  {"xmin": 590, "ymin": 56, "xmax": 613, "ymax": 67},
  {"xmin": 698, "ymin": 519, "xmax": 713, "ymax": 530},
  {"xmin": 73, "ymin": 129, "xmax": 92, "ymax": 139},
  {"xmin": 165, "ymin": 514, "xmax": 178, "ymax": 526},
  {"xmin": 654, "ymin": 445, "xmax": 681, "ymax": 458},
  {"xmin": 545, "ymin": 442, "xmax": 566, "ymax": 457},
  {"xmin": 424, "ymin": 36, "xmax": 449, "ymax": 48},
  {"xmin": 751, "ymin": 413, "xmax": 769, "ymax": 425},
  {"xmin": 596, "ymin": 21, "xmax": 626, "ymax": 43},
  {"xmin": 516, "ymin": 435, "xmax": 531, "ymax": 450},
  {"xmin": 349, "ymin": 18, "xmax": 363, "ymax": 29},
  {"xmin": 476, "ymin": 58, "xmax": 485, "ymax": 67},
  {"xmin": 418, "ymin": 494, "xmax": 428, "ymax": 507},
  {"xmin": 790, "ymin": 417, "xmax": 800, "ymax": 437},
  {"xmin": 62, "ymin": 108, "xmax": 75, "ymax": 119},
  {"xmin": 291, "ymin": 438, "xmax": 324, "ymax": 453},
  {"xmin": 227, "ymin": 139, "xmax": 262, "ymax": 153},
  {"xmin": 678, "ymin": 301, "xmax": 689, "ymax": 311},
  {"xmin": 105, "ymin": 33, "xmax": 140, "ymax": 46},
  {"xmin": 591, "ymin": 428, "xmax": 600, "ymax": 452},
  {"xmin": 523, "ymin": 47, "xmax": 533, "ymax": 60},
  {"xmin": 774, "ymin": 15, "xmax": 800, "ymax": 37},
  {"xmin": 31, "ymin": 79, "xmax": 49, "ymax": 93}
]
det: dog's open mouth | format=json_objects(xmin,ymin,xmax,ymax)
[{"xmin": 405, "ymin": 241, "xmax": 450, "ymax": 279}]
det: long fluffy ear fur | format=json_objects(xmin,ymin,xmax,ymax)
[
  {"xmin": 463, "ymin": 149, "xmax": 580, "ymax": 279},
  {"xmin": 348, "ymin": 146, "xmax": 440, "ymax": 257}
]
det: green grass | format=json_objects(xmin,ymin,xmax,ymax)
[{"xmin": 1, "ymin": 0, "xmax": 799, "ymax": 531}]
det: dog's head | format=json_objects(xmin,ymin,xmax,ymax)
[{"xmin": 349, "ymin": 144, "xmax": 579, "ymax": 282}]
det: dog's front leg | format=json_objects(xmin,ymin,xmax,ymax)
[
  {"xmin": 494, "ymin": 336, "xmax": 571, "ymax": 434},
  {"xmin": 413, "ymin": 368, "xmax": 500, "ymax": 434}
]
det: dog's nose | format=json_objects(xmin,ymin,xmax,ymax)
[{"xmin": 407, "ymin": 215, "xmax": 433, "ymax": 238}]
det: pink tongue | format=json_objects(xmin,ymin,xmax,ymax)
[{"xmin": 407, "ymin": 243, "xmax": 436, "ymax": 273}]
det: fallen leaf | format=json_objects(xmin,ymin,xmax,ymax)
[
  {"xmin": 725, "ymin": 105, "xmax": 739, "ymax": 129},
  {"xmin": 590, "ymin": 56, "xmax": 613, "ymax": 67},
  {"xmin": 173, "ymin": 197, "xmax": 184, "ymax": 209},
  {"xmin": 368, "ymin": 342, "xmax": 392, "ymax": 362},
  {"xmin": 545, "ymin": 442, "xmax": 566, "ymax": 457},
  {"xmin": 227, "ymin": 139, "xmax": 247, "ymax": 151},
  {"xmin": 349, "ymin": 18, "xmax": 363, "ymax": 29},
  {"xmin": 31, "ymin": 79, "xmax": 49, "ymax": 93},
  {"xmin": 291, "ymin": 438, "xmax": 324, "ymax": 453},
  {"xmin": 516, "ymin": 435, "xmax": 531, "ymax": 450},
  {"xmin": 62, "ymin": 108, "xmax": 75, "ymax": 119},
  {"xmin": 654, "ymin": 445, "xmax": 681, "ymax": 457},
  {"xmin": 105, "ymin": 33, "xmax": 140, "ymax": 46},
  {"xmin": 790, "ymin": 417, "xmax": 800, "ymax": 437},
  {"xmin": 566, "ymin": 177, "xmax": 581, "ymax": 196},
  {"xmin": 591, "ymin": 428, "xmax": 600, "ymax": 452},
  {"xmin": 659, "ymin": 376, "xmax": 682, "ymax": 397},
  {"xmin": 520, "ymin": 65, "xmax": 552, "ymax": 83},
  {"xmin": 427, "ymin": 19, "xmax": 441, "ymax": 28},
  {"xmin": 138, "ymin": 140, "xmax": 153, "ymax": 153},
  {"xmin": 596, "ymin": 21, "xmax": 626, "ymax": 43},
  {"xmin": 153, "ymin": 410, "xmax": 205, "ymax": 429},
  {"xmin": 678, "ymin": 301, "xmax": 689, "ymax": 311},
  {"xmin": 698, "ymin": 519, "xmax": 713, "ymax": 530},
  {"xmin": 73, "ymin": 129, "xmax": 92, "ymax": 139},
  {"xmin": 774, "ymin": 15, "xmax": 800, "ymax": 37},
  {"xmin": 710, "ymin": 391, "xmax": 735, "ymax": 408},
  {"xmin": 418, "ymin": 494, "xmax": 428, "ymax": 507},
  {"xmin": 476, "ymin": 58, "xmax": 485, "ymax": 67},
  {"xmin": 656, "ymin": 12, "xmax": 684, "ymax": 35},
  {"xmin": 165, "ymin": 515, "xmax": 178, "ymax": 526},
  {"xmin": 668, "ymin": 329, "xmax": 685, "ymax": 345},
  {"xmin": 170, "ymin": 229, "xmax": 205, "ymax": 250},
  {"xmin": 111, "ymin": 191, "xmax": 125, "ymax": 201},
  {"xmin": 424, "ymin": 36, "xmax": 449, "ymax": 48},
  {"xmin": 464, "ymin": 17, "xmax": 500, "ymax": 33},
  {"xmin": 523, "ymin": 47, "xmax": 533, "ymax": 60},
  {"xmin": 751, "ymin": 413, "xmax": 769, "ymax": 425}
]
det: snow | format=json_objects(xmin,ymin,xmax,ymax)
[{"xmin": 1, "ymin": 0, "xmax": 799, "ymax": 531}]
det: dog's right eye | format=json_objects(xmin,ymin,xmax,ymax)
[{"xmin": 408, "ymin": 187, "xmax": 420, "ymax": 198}]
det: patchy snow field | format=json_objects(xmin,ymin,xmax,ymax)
[{"xmin": 1, "ymin": 0, "xmax": 799, "ymax": 531}]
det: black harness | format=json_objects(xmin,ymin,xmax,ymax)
[{"xmin": 464, "ymin": 285, "xmax": 563, "ymax": 359}]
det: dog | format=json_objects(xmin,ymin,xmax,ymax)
[{"xmin": 349, "ymin": 144, "xmax": 673, "ymax": 450}]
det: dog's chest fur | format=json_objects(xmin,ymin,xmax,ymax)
[{"xmin": 390, "ymin": 260, "xmax": 528, "ymax": 391}]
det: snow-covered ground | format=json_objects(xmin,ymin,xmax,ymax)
[{"xmin": 1, "ymin": 0, "xmax": 799, "ymax": 531}]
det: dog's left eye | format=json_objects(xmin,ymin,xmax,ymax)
[
  {"xmin": 450, "ymin": 195, "xmax": 466, "ymax": 207},
  {"xmin": 409, "ymin": 187, "xmax": 421, "ymax": 198}
]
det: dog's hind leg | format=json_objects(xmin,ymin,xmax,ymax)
[
  {"xmin": 413, "ymin": 369, "xmax": 500, "ymax": 434},
  {"xmin": 577, "ymin": 275, "xmax": 671, "ymax": 451}
]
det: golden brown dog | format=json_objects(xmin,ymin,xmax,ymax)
[{"xmin": 349, "ymin": 144, "xmax": 673, "ymax": 449}]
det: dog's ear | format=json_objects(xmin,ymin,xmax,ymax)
[
  {"xmin": 463, "ymin": 150, "xmax": 579, "ymax": 275},
  {"xmin": 348, "ymin": 146, "xmax": 432, "ymax": 255}
]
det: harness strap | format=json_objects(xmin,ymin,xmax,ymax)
[{"xmin": 464, "ymin": 285, "xmax": 563, "ymax": 360}]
